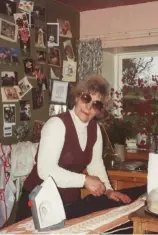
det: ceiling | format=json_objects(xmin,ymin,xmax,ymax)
[{"xmin": 56, "ymin": 0, "xmax": 157, "ymax": 11}]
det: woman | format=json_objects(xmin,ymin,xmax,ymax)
[{"xmin": 16, "ymin": 75, "xmax": 146, "ymax": 221}]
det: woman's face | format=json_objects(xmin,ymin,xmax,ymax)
[{"xmin": 74, "ymin": 92, "xmax": 104, "ymax": 123}]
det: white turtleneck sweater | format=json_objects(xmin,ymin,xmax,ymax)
[{"xmin": 37, "ymin": 109, "xmax": 113, "ymax": 191}]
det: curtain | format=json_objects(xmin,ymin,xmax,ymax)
[{"xmin": 78, "ymin": 38, "xmax": 103, "ymax": 80}]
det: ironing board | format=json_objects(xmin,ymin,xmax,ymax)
[{"xmin": 1, "ymin": 197, "xmax": 145, "ymax": 234}]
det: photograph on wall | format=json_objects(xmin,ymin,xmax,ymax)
[
  {"xmin": 32, "ymin": 63, "xmax": 45, "ymax": 80},
  {"xmin": 50, "ymin": 67, "xmax": 60, "ymax": 80},
  {"xmin": 32, "ymin": 120, "xmax": 45, "ymax": 143},
  {"xmin": 0, "ymin": 0, "xmax": 16, "ymax": 16},
  {"xmin": 37, "ymin": 76, "xmax": 47, "ymax": 91},
  {"xmin": 62, "ymin": 60, "xmax": 77, "ymax": 82},
  {"xmin": 63, "ymin": 40, "xmax": 75, "ymax": 60},
  {"xmin": 3, "ymin": 125, "xmax": 12, "ymax": 137},
  {"xmin": 51, "ymin": 80, "xmax": 68, "ymax": 104},
  {"xmin": 14, "ymin": 13, "xmax": 30, "ymax": 56},
  {"xmin": 32, "ymin": 5, "xmax": 45, "ymax": 21},
  {"xmin": 0, "ymin": 18, "xmax": 18, "ymax": 42},
  {"xmin": 3, "ymin": 104, "xmax": 16, "ymax": 126},
  {"xmin": 49, "ymin": 104, "xmax": 67, "ymax": 117},
  {"xmin": 48, "ymin": 48, "xmax": 61, "ymax": 67},
  {"xmin": 0, "ymin": 71, "xmax": 18, "ymax": 86},
  {"xmin": 0, "ymin": 47, "xmax": 19, "ymax": 65},
  {"xmin": 18, "ymin": 0, "xmax": 34, "ymax": 13},
  {"xmin": 32, "ymin": 88, "xmax": 44, "ymax": 109},
  {"xmin": 20, "ymin": 100, "xmax": 31, "ymax": 121},
  {"xmin": 23, "ymin": 58, "xmax": 33, "ymax": 75},
  {"xmin": 47, "ymin": 23, "xmax": 59, "ymax": 47},
  {"xmin": 18, "ymin": 76, "xmax": 32, "ymax": 98},
  {"xmin": 35, "ymin": 26, "xmax": 46, "ymax": 49},
  {"xmin": 36, "ymin": 51, "xmax": 46, "ymax": 64},
  {"xmin": 57, "ymin": 19, "xmax": 72, "ymax": 38},
  {"xmin": 1, "ymin": 87, "xmax": 19, "ymax": 102},
  {"xmin": 14, "ymin": 12, "xmax": 30, "ymax": 33}
]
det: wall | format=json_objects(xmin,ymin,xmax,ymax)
[
  {"xmin": 80, "ymin": 2, "xmax": 158, "ymax": 48},
  {"xmin": 0, "ymin": 0, "xmax": 79, "ymax": 145}
]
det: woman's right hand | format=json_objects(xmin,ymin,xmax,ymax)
[{"xmin": 84, "ymin": 175, "xmax": 105, "ymax": 196}]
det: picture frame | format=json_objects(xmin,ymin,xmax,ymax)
[
  {"xmin": 47, "ymin": 23, "xmax": 59, "ymax": 47},
  {"xmin": 0, "ymin": 18, "xmax": 18, "ymax": 42},
  {"xmin": 51, "ymin": 80, "xmax": 68, "ymax": 104}
]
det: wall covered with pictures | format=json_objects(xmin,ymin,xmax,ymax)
[{"xmin": 0, "ymin": 0, "xmax": 79, "ymax": 144}]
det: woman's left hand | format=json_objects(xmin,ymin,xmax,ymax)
[{"xmin": 106, "ymin": 189, "xmax": 132, "ymax": 204}]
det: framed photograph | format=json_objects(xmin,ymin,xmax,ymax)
[
  {"xmin": 63, "ymin": 40, "xmax": 75, "ymax": 60},
  {"xmin": 0, "ymin": 71, "xmax": 18, "ymax": 86},
  {"xmin": 0, "ymin": 0, "xmax": 16, "ymax": 16},
  {"xmin": 20, "ymin": 100, "xmax": 31, "ymax": 121},
  {"xmin": 3, "ymin": 104, "xmax": 16, "ymax": 125},
  {"xmin": 62, "ymin": 60, "xmax": 77, "ymax": 82},
  {"xmin": 57, "ymin": 19, "xmax": 72, "ymax": 38},
  {"xmin": 0, "ymin": 18, "xmax": 18, "ymax": 42},
  {"xmin": 47, "ymin": 23, "xmax": 59, "ymax": 47},
  {"xmin": 48, "ymin": 48, "xmax": 61, "ymax": 67},
  {"xmin": 51, "ymin": 80, "xmax": 68, "ymax": 104}
]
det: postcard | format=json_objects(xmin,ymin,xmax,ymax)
[
  {"xmin": 62, "ymin": 60, "xmax": 77, "ymax": 82},
  {"xmin": 18, "ymin": 0, "xmax": 34, "ymax": 13}
]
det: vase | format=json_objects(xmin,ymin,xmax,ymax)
[{"xmin": 114, "ymin": 144, "xmax": 126, "ymax": 162}]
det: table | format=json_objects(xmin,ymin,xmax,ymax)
[{"xmin": 129, "ymin": 206, "xmax": 158, "ymax": 234}]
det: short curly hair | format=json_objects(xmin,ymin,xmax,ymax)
[{"xmin": 75, "ymin": 75, "xmax": 109, "ymax": 100}]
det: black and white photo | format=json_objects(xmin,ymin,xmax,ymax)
[
  {"xmin": 47, "ymin": 23, "xmax": 59, "ymax": 47},
  {"xmin": 20, "ymin": 100, "xmax": 31, "ymax": 121},
  {"xmin": 3, "ymin": 104, "xmax": 16, "ymax": 125}
]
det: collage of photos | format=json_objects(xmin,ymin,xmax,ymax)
[{"xmin": 0, "ymin": 1, "xmax": 76, "ymax": 140}]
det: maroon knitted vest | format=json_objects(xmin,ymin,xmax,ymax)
[{"xmin": 24, "ymin": 112, "xmax": 97, "ymax": 204}]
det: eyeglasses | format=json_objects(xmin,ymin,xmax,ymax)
[{"xmin": 80, "ymin": 93, "xmax": 104, "ymax": 112}]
